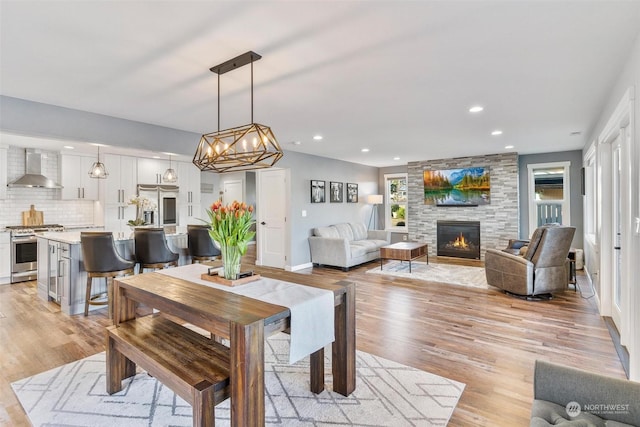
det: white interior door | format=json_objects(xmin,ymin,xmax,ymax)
[
  {"xmin": 257, "ymin": 169, "xmax": 287, "ymax": 269},
  {"xmin": 611, "ymin": 135, "xmax": 624, "ymax": 330},
  {"xmin": 222, "ymin": 180, "xmax": 243, "ymax": 204}
]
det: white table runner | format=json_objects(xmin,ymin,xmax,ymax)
[{"xmin": 156, "ymin": 264, "xmax": 335, "ymax": 363}]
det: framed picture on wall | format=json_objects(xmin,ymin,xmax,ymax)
[
  {"xmin": 330, "ymin": 181, "xmax": 344, "ymax": 203},
  {"xmin": 311, "ymin": 180, "xmax": 325, "ymax": 203},
  {"xmin": 346, "ymin": 183, "xmax": 358, "ymax": 203}
]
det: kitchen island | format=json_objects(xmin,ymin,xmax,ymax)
[{"xmin": 36, "ymin": 230, "xmax": 188, "ymax": 315}]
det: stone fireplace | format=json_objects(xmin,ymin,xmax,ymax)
[
  {"xmin": 407, "ymin": 152, "xmax": 518, "ymax": 260},
  {"xmin": 437, "ymin": 220, "xmax": 481, "ymax": 260}
]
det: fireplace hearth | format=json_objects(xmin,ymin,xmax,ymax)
[{"xmin": 437, "ymin": 220, "xmax": 481, "ymax": 260}]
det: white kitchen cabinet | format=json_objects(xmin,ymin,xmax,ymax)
[
  {"xmin": 104, "ymin": 204, "xmax": 136, "ymax": 233},
  {"xmin": 60, "ymin": 154, "xmax": 99, "ymax": 200},
  {"xmin": 102, "ymin": 154, "xmax": 138, "ymax": 232},
  {"xmin": 104, "ymin": 154, "xmax": 138, "ymax": 205},
  {"xmin": 178, "ymin": 161, "xmax": 202, "ymax": 225},
  {"xmin": 137, "ymin": 157, "xmax": 178, "ymax": 185},
  {"xmin": 0, "ymin": 147, "xmax": 7, "ymax": 200},
  {"xmin": 0, "ymin": 232, "xmax": 10, "ymax": 284}
]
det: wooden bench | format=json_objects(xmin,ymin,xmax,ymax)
[{"xmin": 106, "ymin": 314, "xmax": 231, "ymax": 426}]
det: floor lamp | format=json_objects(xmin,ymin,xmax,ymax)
[{"xmin": 367, "ymin": 195, "xmax": 383, "ymax": 230}]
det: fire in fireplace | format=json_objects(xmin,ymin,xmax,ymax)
[{"xmin": 437, "ymin": 221, "xmax": 481, "ymax": 259}]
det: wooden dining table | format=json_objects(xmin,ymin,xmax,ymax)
[{"xmin": 110, "ymin": 264, "xmax": 356, "ymax": 426}]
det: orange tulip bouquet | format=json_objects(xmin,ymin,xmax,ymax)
[{"xmin": 204, "ymin": 200, "xmax": 255, "ymax": 279}]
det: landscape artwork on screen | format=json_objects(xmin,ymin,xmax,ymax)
[{"xmin": 423, "ymin": 167, "xmax": 490, "ymax": 206}]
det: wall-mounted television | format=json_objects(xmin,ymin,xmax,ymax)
[{"xmin": 423, "ymin": 167, "xmax": 490, "ymax": 206}]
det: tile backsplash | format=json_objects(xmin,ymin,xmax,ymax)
[{"xmin": 1, "ymin": 146, "xmax": 95, "ymax": 227}]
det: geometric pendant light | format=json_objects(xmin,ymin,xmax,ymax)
[
  {"xmin": 193, "ymin": 51, "xmax": 283, "ymax": 173},
  {"xmin": 88, "ymin": 145, "xmax": 108, "ymax": 179}
]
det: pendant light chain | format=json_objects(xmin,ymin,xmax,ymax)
[
  {"xmin": 88, "ymin": 145, "xmax": 109, "ymax": 179},
  {"xmin": 251, "ymin": 56, "xmax": 254, "ymax": 124},
  {"xmin": 217, "ymin": 72, "xmax": 220, "ymax": 133}
]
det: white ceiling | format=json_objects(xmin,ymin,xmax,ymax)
[{"xmin": 1, "ymin": 1, "xmax": 639, "ymax": 167}]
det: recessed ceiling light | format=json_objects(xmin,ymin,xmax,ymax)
[
  {"xmin": 63, "ymin": 145, "xmax": 74, "ymax": 149},
  {"xmin": 393, "ymin": 156, "xmax": 400, "ymax": 161},
  {"xmin": 505, "ymin": 145, "xmax": 514, "ymax": 149},
  {"xmin": 292, "ymin": 141, "xmax": 301, "ymax": 145},
  {"xmin": 361, "ymin": 148, "xmax": 370, "ymax": 153},
  {"xmin": 152, "ymin": 155, "xmax": 161, "ymax": 159},
  {"xmin": 469, "ymin": 105, "xmax": 484, "ymax": 113},
  {"xmin": 313, "ymin": 135, "xmax": 323, "ymax": 141},
  {"xmin": 491, "ymin": 130, "xmax": 503, "ymax": 136}
]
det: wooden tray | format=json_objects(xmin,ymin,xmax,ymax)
[{"xmin": 200, "ymin": 273, "xmax": 261, "ymax": 287}]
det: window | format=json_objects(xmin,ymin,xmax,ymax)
[
  {"xmin": 527, "ymin": 161, "xmax": 571, "ymax": 236},
  {"xmin": 384, "ymin": 173, "xmax": 408, "ymax": 231}
]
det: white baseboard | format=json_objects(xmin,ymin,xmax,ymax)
[
  {"xmin": 286, "ymin": 262, "xmax": 313, "ymax": 272},
  {"xmin": 585, "ymin": 269, "xmax": 601, "ymax": 312}
]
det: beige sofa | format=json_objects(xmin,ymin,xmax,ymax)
[{"xmin": 308, "ymin": 223, "xmax": 390, "ymax": 270}]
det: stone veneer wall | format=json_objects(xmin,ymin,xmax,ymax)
[{"xmin": 407, "ymin": 152, "xmax": 519, "ymax": 260}]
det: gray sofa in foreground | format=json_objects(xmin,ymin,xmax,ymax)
[
  {"xmin": 308, "ymin": 223, "xmax": 390, "ymax": 270},
  {"xmin": 532, "ymin": 360, "xmax": 640, "ymax": 426}
]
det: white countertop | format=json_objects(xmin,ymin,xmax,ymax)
[{"xmin": 37, "ymin": 230, "xmax": 186, "ymax": 244}]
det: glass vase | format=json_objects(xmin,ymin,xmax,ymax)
[
  {"xmin": 136, "ymin": 208, "xmax": 145, "ymax": 224},
  {"xmin": 220, "ymin": 244, "xmax": 241, "ymax": 280}
]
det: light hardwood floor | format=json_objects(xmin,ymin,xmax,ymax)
[{"xmin": 0, "ymin": 251, "xmax": 624, "ymax": 426}]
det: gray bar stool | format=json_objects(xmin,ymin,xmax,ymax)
[
  {"xmin": 187, "ymin": 224, "xmax": 221, "ymax": 263},
  {"xmin": 134, "ymin": 228, "xmax": 179, "ymax": 272},
  {"xmin": 80, "ymin": 232, "xmax": 136, "ymax": 317}
]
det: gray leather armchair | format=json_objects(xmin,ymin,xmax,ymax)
[{"xmin": 484, "ymin": 224, "xmax": 576, "ymax": 298}]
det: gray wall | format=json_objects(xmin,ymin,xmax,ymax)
[
  {"xmin": 0, "ymin": 95, "xmax": 198, "ymax": 154},
  {"xmin": 518, "ymin": 150, "xmax": 583, "ymax": 249},
  {"xmin": 276, "ymin": 151, "xmax": 379, "ymax": 267},
  {"xmin": 407, "ymin": 153, "xmax": 519, "ymax": 260}
]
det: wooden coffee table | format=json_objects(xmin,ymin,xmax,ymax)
[{"xmin": 379, "ymin": 242, "xmax": 428, "ymax": 272}]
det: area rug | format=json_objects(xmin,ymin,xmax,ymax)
[
  {"xmin": 367, "ymin": 261, "xmax": 490, "ymax": 289},
  {"xmin": 12, "ymin": 333, "xmax": 464, "ymax": 426}
]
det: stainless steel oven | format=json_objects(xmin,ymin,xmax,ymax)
[
  {"xmin": 7, "ymin": 225, "xmax": 65, "ymax": 283},
  {"xmin": 11, "ymin": 234, "xmax": 38, "ymax": 283}
]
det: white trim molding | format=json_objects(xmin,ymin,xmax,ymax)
[
  {"xmin": 286, "ymin": 262, "xmax": 313, "ymax": 272},
  {"xmin": 595, "ymin": 86, "xmax": 636, "ymax": 379}
]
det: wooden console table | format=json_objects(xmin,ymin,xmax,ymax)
[
  {"xmin": 108, "ymin": 265, "xmax": 355, "ymax": 426},
  {"xmin": 380, "ymin": 241, "xmax": 428, "ymax": 272}
]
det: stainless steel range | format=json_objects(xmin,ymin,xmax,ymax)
[{"xmin": 7, "ymin": 224, "xmax": 65, "ymax": 283}]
